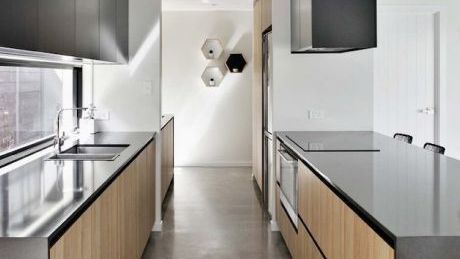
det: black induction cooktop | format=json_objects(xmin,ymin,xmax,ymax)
[{"xmin": 286, "ymin": 131, "xmax": 381, "ymax": 152}]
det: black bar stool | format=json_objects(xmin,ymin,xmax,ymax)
[
  {"xmin": 424, "ymin": 143, "xmax": 446, "ymax": 154},
  {"xmin": 393, "ymin": 133, "xmax": 413, "ymax": 144}
]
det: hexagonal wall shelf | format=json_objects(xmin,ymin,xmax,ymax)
[
  {"xmin": 226, "ymin": 54, "xmax": 247, "ymax": 73},
  {"xmin": 201, "ymin": 39, "xmax": 224, "ymax": 60},
  {"xmin": 201, "ymin": 66, "xmax": 225, "ymax": 87}
]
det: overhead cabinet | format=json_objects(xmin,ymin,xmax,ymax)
[
  {"xmin": 291, "ymin": 0, "xmax": 377, "ymax": 53},
  {"xmin": 75, "ymin": 0, "xmax": 100, "ymax": 60},
  {"xmin": 0, "ymin": 0, "xmax": 39, "ymax": 51},
  {"xmin": 0, "ymin": 0, "xmax": 128, "ymax": 63},
  {"xmin": 39, "ymin": 0, "xmax": 76, "ymax": 57}
]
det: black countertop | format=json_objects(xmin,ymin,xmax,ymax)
[
  {"xmin": 278, "ymin": 131, "xmax": 460, "ymax": 258},
  {"xmin": 0, "ymin": 132, "xmax": 154, "ymax": 250}
]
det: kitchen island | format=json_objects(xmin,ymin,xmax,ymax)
[
  {"xmin": 276, "ymin": 131, "xmax": 460, "ymax": 259},
  {"xmin": 0, "ymin": 132, "xmax": 156, "ymax": 259}
]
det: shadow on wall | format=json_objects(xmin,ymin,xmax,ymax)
[
  {"xmin": 93, "ymin": 17, "xmax": 161, "ymax": 132},
  {"xmin": 176, "ymin": 32, "xmax": 253, "ymax": 165}
]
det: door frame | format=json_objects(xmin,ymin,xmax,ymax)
[{"xmin": 377, "ymin": 5, "xmax": 446, "ymax": 146}]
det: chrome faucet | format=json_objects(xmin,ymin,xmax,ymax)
[{"xmin": 54, "ymin": 107, "xmax": 88, "ymax": 154}]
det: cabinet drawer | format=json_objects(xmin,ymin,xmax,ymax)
[
  {"xmin": 276, "ymin": 185, "xmax": 298, "ymax": 259},
  {"xmin": 298, "ymin": 162, "xmax": 394, "ymax": 259},
  {"xmin": 299, "ymin": 222, "xmax": 324, "ymax": 259}
]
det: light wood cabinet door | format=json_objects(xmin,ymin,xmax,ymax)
[
  {"xmin": 50, "ymin": 140, "xmax": 156, "ymax": 259},
  {"xmin": 261, "ymin": 0, "xmax": 272, "ymax": 30},
  {"xmin": 276, "ymin": 186, "xmax": 298, "ymax": 259},
  {"xmin": 298, "ymin": 222, "xmax": 324, "ymax": 259},
  {"xmin": 298, "ymin": 162, "xmax": 394, "ymax": 259}
]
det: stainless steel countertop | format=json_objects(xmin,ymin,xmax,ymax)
[{"xmin": 0, "ymin": 132, "xmax": 154, "ymax": 254}]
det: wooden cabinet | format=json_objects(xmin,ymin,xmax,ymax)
[
  {"xmin": 116, "ymin": 0, "xmax": 129, "ymax": 63},
  {"xmin": 0, "ymin": 0, "xmax": 128, "ymax": 63},
  {"xmin": 50, "ymin": 140, "xmax": 156, "ymax": 259},
  {"xmin": 298, "ymin": 222, "xmax": 324, "ymax": 259},
  {"xmin": 38, "ymin": 0, "xmax": 76, "ymax": 56},
  {"xmin": 276, "ymin": 185, "xmax": 298, "ymax": 259},
  {"xmin": 161, "ymin": 118, "xmax": 174, "ymax": 202},
  {"xmin": 261, "ymin": 0, "xmax": 272, "ymax": 31},
  {"xmin": 298, "ymin": 162, "xmax": 394, "ymax": 259}
]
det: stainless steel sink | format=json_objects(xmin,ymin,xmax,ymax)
[{"xmin": 47, "ymin": 144, "xmax": 129, "ymax": 161}]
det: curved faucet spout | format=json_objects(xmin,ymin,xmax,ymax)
[{"xmin": 55, "ymin": 107, "xmax": 89, "ymax": 154}]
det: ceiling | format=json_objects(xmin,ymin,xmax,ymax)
[{"xmin": 162, "ymin": 0, "xmax": 253, "ymax": 11}]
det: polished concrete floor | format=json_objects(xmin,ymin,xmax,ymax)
[{"xmin": 141, "ymin": 167, "xmax": 291, "ymax": 259}]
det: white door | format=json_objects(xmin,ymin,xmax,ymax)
[{"xmin": 374, "ymin": 7, "xmax": 441, "ymax": 147}]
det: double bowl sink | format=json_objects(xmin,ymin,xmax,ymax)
[{"xmin": 47, "ymin": 144, "xmax": 129, "ymax": 161}]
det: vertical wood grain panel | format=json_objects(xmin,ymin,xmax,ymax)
[
  {"xmin": 277, "ymin": 186, "xmax": 298, "ymax": 259},
  {"xmin": 261, "ymin": 0, "xmax": 272, "ymax": 31},
  {"xmin": 298, "ymin": 223, "xmax": 324, "ymax": 259},
  {"xmin": 297, "ymin": 162, "xmax": 394, "ymax": 259},
  {"xmin": 50, "ymin": 142, "xmax": 156, "ymax": 259},
  {"xmin": 253, "ymin": 0, "xmax": 263, "ymax": 191}
]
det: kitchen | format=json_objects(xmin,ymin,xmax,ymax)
[{"xmin": 0, "ymin": 0, "xmax": 460, "ymax": 258}]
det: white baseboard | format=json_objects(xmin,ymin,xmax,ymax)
[
  {"xmin": 152, "ymin": 221, "xmax": 163, "ymax": 232},
  {"xmin": 270, "ymin": 220, "xmax": 279, "ymax": 231},
  {"xmin": 175, "ymin": 162, "xmax": 252, "ymax": 167}
]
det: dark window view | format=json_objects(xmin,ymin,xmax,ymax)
[{"xmin": 0, "ymin": 67, "xmax": 74, "ymax": 154}]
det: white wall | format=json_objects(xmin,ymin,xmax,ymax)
[
  {"xmin": 84, "ymin": 0, "xmax": 163, "ymax": 230},
  {"xmin": 375, "ymin": 0, "xmax": 460, "ymax": 159},
  {"xmin": 88, "ymin": 0, "xmax": 162, "ymax": 133},
  {"xmin": 162, "ymin": 11, "xmax": 253, "ymax": 167},
  {"xmin": 271, "ymin": 0, "xmax": 374, "ymax": 132}
]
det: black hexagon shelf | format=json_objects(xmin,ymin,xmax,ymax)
[{"xmin": 225, "ymin": 54, "xmax": 247, "ymax": 73}]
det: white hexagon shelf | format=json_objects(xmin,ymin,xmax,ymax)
[
  {"xmin": 201, "ymin": 39, "xmax": 224, "ymax": 60},
  {"xmin": 201, "ymin": 66, "xmax": 225, "ymax": 87}
]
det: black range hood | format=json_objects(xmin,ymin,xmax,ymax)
[{"xmin": 291, "ymin": 0, "xmax": 377, "ymax": 53}]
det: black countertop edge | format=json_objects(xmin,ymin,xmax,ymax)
[
  {"xmin": 161, "ymin": 114, "xmax": 174, "ymax": 130},
  {"xmin": 47, "ymin": 133, "xmax": 156, "ymax": 247},
  {"xmin": 277, "ymin": 136, "xmax": 397, "ymax": 248}
]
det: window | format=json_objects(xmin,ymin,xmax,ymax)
[{"xmin": 0, "ymin": 66, "xmax": 75, "ymax": 155}]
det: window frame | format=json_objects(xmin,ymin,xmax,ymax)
[{"xmin": 0, "ymin": 65, "xmax": 82, "ymax": 168}]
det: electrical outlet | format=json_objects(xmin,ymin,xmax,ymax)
[
  {"xmin": 308, "ymin": 110, "xmax": 325, "ymax": 120},
  {"xmin": 93, "ymin": 110, "xmax": 110, "ymax": 120}
]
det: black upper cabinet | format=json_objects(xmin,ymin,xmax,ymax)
[
  {"xmin": 0, "ymin": 0, "xmax": 129, "ymax": 63},
  {"xmin": 291, "ymin": 0, "xmax": 376, "ymax": 53},
  {"xmin": 0, "ymin": 0, "xmax": 39, "ymax": 51},
  {"xmin": 117, "ymin": 0, "xmax": 129, "ymax": 63},
  {"xmin": 100, "ymin": 0, "xmax": 118, "ymax": 63},
  {"xmin": 76, "ymin": 0, "xmax": 100, "ymax": 60},
  {"xmin": 38, "ymin": 0, "xmax": 76, "ymax": 57}
]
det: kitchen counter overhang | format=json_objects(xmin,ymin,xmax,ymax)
[{"xmin": 278, "ymin": 131, "xmax": 460, "ymax": 259}]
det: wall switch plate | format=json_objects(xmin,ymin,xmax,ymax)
[
  {"xmin": 93, "ymin": 110, "xmax": 110, "ymax": 120},
  {"xmin": 308, "ymin": 110, "xmax": 325, "ymax": 120}
]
